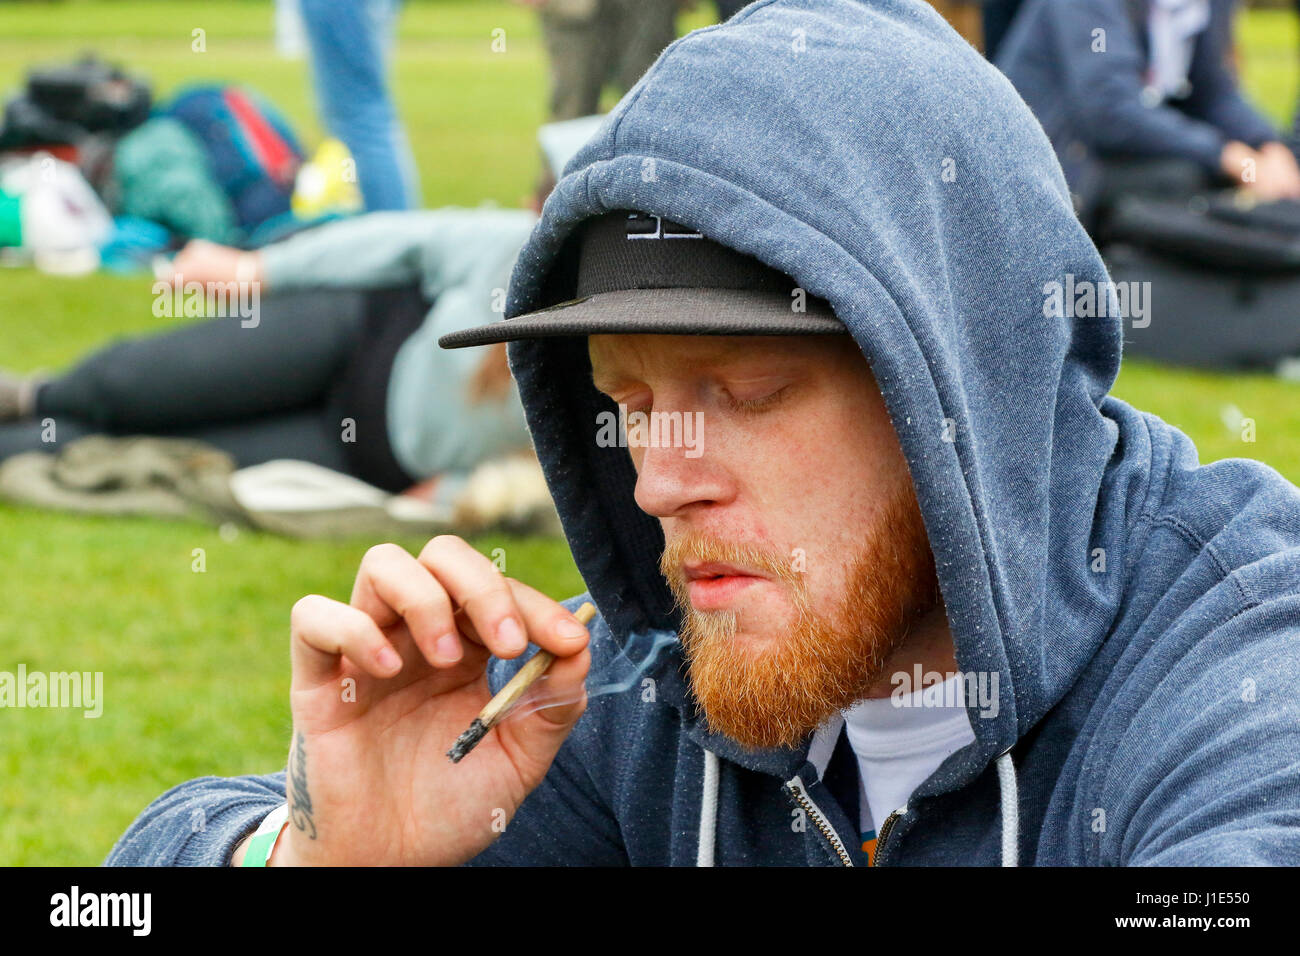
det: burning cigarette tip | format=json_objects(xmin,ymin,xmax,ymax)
[
  {"xmin": 447, "ymin": 718, "xmax": 488, "ymax": 763},
  {"xmin": 446, "ymin": 602, "xmax": 596, "ymax": 765}
]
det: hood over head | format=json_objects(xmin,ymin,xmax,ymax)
[{"xmin": 498, "ymin": 0, "xmax": 1128, "ymax": 782}]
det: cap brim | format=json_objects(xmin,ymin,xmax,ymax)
[{"xmin": 438, "ymin": 287, "xmax": 846, "ymax": 349}]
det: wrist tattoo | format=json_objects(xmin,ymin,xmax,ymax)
[{"xmin": 289, "ymin": 731, "xmax": 317, "ymax": 840}]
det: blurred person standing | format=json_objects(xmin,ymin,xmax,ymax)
[
  {"xmin": 299, "ymin": 0, "xmax": 421, "ymax": 211},
  {"xmin": 998, "ymin": 0, "xmax": 1300, "ymax": 227},
  {"xmin": 517, "ymin": 0, "xmax": 680, "ymax": 120}
]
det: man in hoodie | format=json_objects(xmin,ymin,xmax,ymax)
[{"xmin": 108, "ymin": 0, "xmax": 1300, "ymax": 867}]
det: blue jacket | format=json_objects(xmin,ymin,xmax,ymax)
[
  {"xmin": 997, "ymin": 0, "xmax": 1278, "ymax": 211},
  {"xmin": 107, "ymin": 0, "xmax": 1300, "ymax": 867}
]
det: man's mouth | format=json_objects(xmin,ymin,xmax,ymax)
[{"xmin": 682, "ymin": 561, "xmax": 770, "ymax": 611}]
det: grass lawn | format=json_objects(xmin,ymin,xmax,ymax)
[{"xmin": 1, "ymin": 0, "xmax": 1299, "ymax": 865}]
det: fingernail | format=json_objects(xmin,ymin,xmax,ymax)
[
  {"xmin": 555, "ymin": 617, "xmax": 587, "ymax": 641},
  {"xmin": 376, "ymin": 646, "xmax": 401, "ymax": 672},
  {"xmin": 498, "ymin": 617, "xmax": 526, "ymax": 653},
  {"xmin": 435, "ymin": 633, "xmax": 461, "ymax": 662}
]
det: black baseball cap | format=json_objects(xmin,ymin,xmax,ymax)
[{"xmin": 438, "ymin": 210, "xmax": 845, "ymax": 349}]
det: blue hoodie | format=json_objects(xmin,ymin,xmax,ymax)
[{"xmin": 106, "ymin": 0, "xmax": 1300, "ymax": 867}]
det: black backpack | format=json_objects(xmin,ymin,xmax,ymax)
[
  {"xmin": 0, "ymin": 55, "xmax": 151, "ymax": 149},
  {"xmin": 1104, "ymin": 193, "xmax": 1300, "ymax": 370}
]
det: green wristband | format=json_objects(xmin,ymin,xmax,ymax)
[{"xmin": 241, "ymin": 804, "xmax": 290, "ymax": 867}]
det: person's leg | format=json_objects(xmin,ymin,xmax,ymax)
[
  {"xmin": 1086, "ymin": 155, "xmax": 1215, "ymax": 234},
  {"xmin": 1095, "ymin": 157, "xmax": 1214, "ymax": 208},
  {"xmin": 539, "ymin": 0, "xmax": 606, "ymax": 120},
  {"xmin": 326, "ymin": 285, "xmax": 428, "ymax": 492},
  {"xmin": 609, "ymin": 0, "xmax": 677, "ymax": 96},
  {"xmin": 35, "ymin": 289, "xmax": 367, "ymax": 433},
  {"xmin": 299, "ymin": 0, "xmax": 420, "ymax": 211}
]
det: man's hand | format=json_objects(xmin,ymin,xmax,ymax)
[
  {"xmin": 1220, "ymin": 140, "xmax": 1255, "ymax": 185},
  {"xmin": 1221, "ymin": 140, "xmax": 1300, "ymax": 202},
  {"xmin": 246, "ymin": 536, "xmax": 592, "ymax": 867},
  {"xmin": 165, "ymin": 240, "xmax": 265, "ymax": 288},
  {"xmin": 1250, "ymin": 141, "xmax": 1300, "ymax": 201}
]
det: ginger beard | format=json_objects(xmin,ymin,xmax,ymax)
[{"xmin": 659, "ymin": 482, "xmax": 939, "ymax": 750}]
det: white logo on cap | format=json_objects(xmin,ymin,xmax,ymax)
[{"xmin": 626, "ymin": 213, "xmax": 703, "ymax": 240}]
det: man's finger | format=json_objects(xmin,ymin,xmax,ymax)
[
  {"xmin": 502, "ymin": 579, "xmax": 593, "ymax": 658},
  {"xmin": 418, "ymin": 536, "xmax": 532, "ymax": 660},
  {"xmin": 351, "ymin": 543, "xmax": 462, "ymax": 667},
  {"xmin": 290, "ymin": 594, "xmax": 403, "ymax": 687},
  {"xmin": 494, "ymin": 642, "xmax": 591, "ymax": 769}
]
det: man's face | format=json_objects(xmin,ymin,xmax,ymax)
[{"xmin": 588, "ymin": 333, "xmax": 940, "ymax": 749}]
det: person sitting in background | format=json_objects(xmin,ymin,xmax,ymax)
[
  {"xmin": 0, "ymin": 121, "xmax": 603, "ymax": 495},
  {"xmin": 0, "ymin": 208, "xmax": 533, "ymax": 495},
  {"xmin": 997, "ymin": 0, "xmax": 1300, "ymax": 228}
]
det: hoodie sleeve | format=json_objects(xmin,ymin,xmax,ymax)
[
  {"xmin": 104, "ymin": 648, "xmax": 626, "ymax": 866},
  {"xmin": 102, "ymin": 754, "xmax": 624, "ymax": 868},
  {"xmin": 1119, "ymin": 606, "xmax": 1300, "ymax": 866},
  {"xmin": 104, "ymin": 754, "xmax": 626, "ymax": 867},
  {"xmin": 1044, "ymin": 0, "xmax": 1229, "ymax": 171},
  {"xmin": 104, "ymin": 773, "xmax": 287, "ymax": 866}
]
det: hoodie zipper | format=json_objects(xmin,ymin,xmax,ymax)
[
  {"xmin": 873, "ymin": 805, "xmax": 907, "ymax": 866},
  {"xmin": 785, "ymin": 775, "xmax": 854, "ymax": 867}
]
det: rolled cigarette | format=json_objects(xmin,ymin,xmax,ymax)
[{"xmin": 446, "ymin": 601, "xmax": 596, "ymax": 763}]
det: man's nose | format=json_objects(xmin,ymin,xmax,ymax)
[{"xmin": 632, "ymin": 436, "xmax": 732, "ymax": 518}]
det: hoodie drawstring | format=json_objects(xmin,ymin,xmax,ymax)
[
  {"xmin": 697, "ymin": 749, "xmax": 720, "ymax": 867},
  {"xmin": 996, "ymin": 749, "xmax": 1019, "ymax": 867},
  {"xmin": 697, "ymin": 746, "xmax": 1020, "ymax": 866}
]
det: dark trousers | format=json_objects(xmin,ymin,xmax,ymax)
[
  {"xmin": 0, "ymin": 286, "xmax": 425, "ymax": 493},
  {"xmin": 539, "ymin": 0, "xmax": 678, "ymax": 120}
]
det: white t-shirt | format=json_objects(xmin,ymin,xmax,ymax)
[
  {"xmin": 1147, "ymin": 0, "xmax": 1211, "ymax": 102},
  {"xmin": 810, "ymin": 674, "xmax": 975, "ymax": 860}
]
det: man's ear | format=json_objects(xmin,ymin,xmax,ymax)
[{"xmin": 467, "ymin": 343, "xmax": 513, "ymax": 403}]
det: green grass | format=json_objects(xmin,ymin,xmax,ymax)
[
  {"xmin": 0, "ymin": 509, "xmax": 583, "ymax": 864},
  {"xmin": 0, "ymin": 0, "xmax": 601, "ymax": 865},
  {"xmin": 1, "ymin": 0, "xmax": 1299, "ymax": 864}
]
